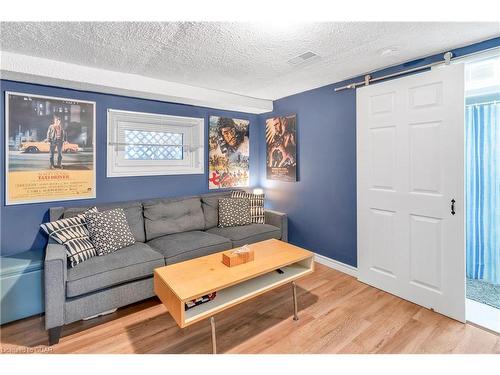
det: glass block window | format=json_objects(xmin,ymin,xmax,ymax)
[
  {"xmin": 107, "ymin": 109, "xmax": 204, "ymax": 177},
  {"xmin": 124, "ymin": 130, "xmax": 183, "ymax": 160}
]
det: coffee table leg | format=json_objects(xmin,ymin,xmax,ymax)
[
  {"xmin": 292, "ymin": 281, "xmax": 299, "ymax": 321},
  {"xmin": 210, "ymin": 316, "xmax": 217, "ymax": 354}
]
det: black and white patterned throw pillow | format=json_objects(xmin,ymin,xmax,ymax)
[
  {"xmin": 85, "ymin": 208, "xmax": 135, "ymax": 255},
  {"xmin": 218, "ymin": 198, "xmax": 252, "ymax": 228},
  {"xmin": 231, "ymin": 191, "xmax": 265, "ymax": 224},
  {"xmin": 40, "ymin": 207, "xmax": 98, "ymax": 268}
]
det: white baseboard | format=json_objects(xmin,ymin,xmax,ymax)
[{"xmin": 314, "ymin": 253, "xmax": 358, "ymax": 278}]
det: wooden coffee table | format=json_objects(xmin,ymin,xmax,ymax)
[{"xmin": 153, "ymin": 239, "xmax": 314, "ymax": 353}]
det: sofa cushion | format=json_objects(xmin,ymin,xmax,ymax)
[
  {"xmin": 231, "ymin": 191, "xmax": 265, "ymax": 224},
  {"xmin": 218, "ymin": 198, "xmax": 252, "ymax": 228},
  {"xmin": 143, "ymin": 197, "xmax": 205, "ymax": 241},
  {"xmin": 201, "ymin": 192, "xmax": 232, "ymax": 229},
  {"xmin": 66, "ymin": 243, "xmax": 164, "ymax": 298},
  {"xmin": 62, "ymin": 202, "xmax": 145, "ymax": 243},
  {"xmin": 147, "ymin": 231, "xmax": 232, "ymax": 264},
  {"xmin": 206, "ymin": 224, "xmax": 281, "ymax": 247},
  {"xmin": 85, "ymin": 208, "xmax": 136, "ymax": 255},
  {"xmin": 40, "ymin": 207, "xmax": 98, "ymax": 268}
]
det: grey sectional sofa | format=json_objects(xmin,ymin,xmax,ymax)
[{"xmin": 44, "ymin": 191, "xmax": 287, "ymax": 345}]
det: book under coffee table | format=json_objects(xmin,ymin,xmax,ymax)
[{"xmin": 153, "ymin": 238, "xmax": 314, "ymax": 353}]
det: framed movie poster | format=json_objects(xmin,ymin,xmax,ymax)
[
  {"xmin": 265, "ymin": 114, "xmax": 297, "ymax": 181},
  {"xmin": 5, "ymin": 92, "xmax": 96, "ymax": 205},
  {"xmin": 208, "ymin": 116, "xmax": 249, "ymax": 189}
]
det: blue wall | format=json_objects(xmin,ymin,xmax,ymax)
[
  {"xmin": 259, "ymin": 87, "xmax": 357, "ymax": 266},
  {"xmin": 259, "ymin": 36, "xmax": 500, "ymax": 267},
  {"xmin": 0, "ymin": 80, "xmax": 260, "ymax": 256}
]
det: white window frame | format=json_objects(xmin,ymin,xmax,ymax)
[{"xmin": 107, "ymin": 109, "xmax": 204, "ymax": 177}]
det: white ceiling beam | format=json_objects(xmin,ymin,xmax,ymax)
[{"xmin": 0, "ymin": 52, "xmax": 273, "ymax": 114}]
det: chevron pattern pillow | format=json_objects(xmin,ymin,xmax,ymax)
[
  {"xmin": 40, "ymin": 208, "xmax": 98, "ymax": 268},
  {"xmin": 231, "ymin": 191, "xmax": 265, "ymax": 224}
]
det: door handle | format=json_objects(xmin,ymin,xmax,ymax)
[{"xmin": 451, "ymin": 199, "xmax": 456, "ymax": 215}]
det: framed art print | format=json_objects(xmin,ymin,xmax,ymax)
[
  {"xmin": 5, "ymin": 92, "xmax": 96, "ymax": 205},
  {"xmin": 265, "ymin": 114, "xmax": 297, "ymax": 181},
  {"xmin": 208, "ymin": 116, "xmax": 250, "ymax": 189}
]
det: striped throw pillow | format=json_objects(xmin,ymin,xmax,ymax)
[
  {"xmin": 40, "ymin": 208, "xmax": 98, "ymax": 268},
  {"xmin": 231, "ymin": 191, "xmax": 265, "ymax": 224}
]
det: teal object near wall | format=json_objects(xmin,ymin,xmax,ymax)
[{"xmin": 0, "ymin": 248, "xmax": 44, "ymax": 324}]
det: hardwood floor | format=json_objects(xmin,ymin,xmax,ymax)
[{"xmin": 1, "ymin": 263, "xmax": 499, "ymax": 354}]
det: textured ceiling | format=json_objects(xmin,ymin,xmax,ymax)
[{"xmin": 1, "ymin": 22, "xmax": 499, "ymax": 100}]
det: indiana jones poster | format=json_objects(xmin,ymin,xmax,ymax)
[
  {"xmin": 266, "ymin": 114, "xmax": 297, "ymax": 181},
  {"xmin": 5, "ymin": 92, "xmax": 96, "ymax": 205}
]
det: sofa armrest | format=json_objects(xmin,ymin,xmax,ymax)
[
  {"xmin": 265, "ymin": 210, "xmax": 288, "ymax": 242},
  {"xmin": 44, "ymin": 240, "xmax": 67, "ymax": 329}
]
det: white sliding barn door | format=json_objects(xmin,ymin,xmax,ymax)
[{"xmin": 357, "ymin": 64, "xmax": 465, "ymax": 322}]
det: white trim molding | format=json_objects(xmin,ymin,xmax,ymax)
[
  {"xmin": 314, "ymin": 253, "xmax": 358, "ymax": 278},
  {"xmin": 0, "ymin": 51, "xmax": 273, "ymax": 114}
]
